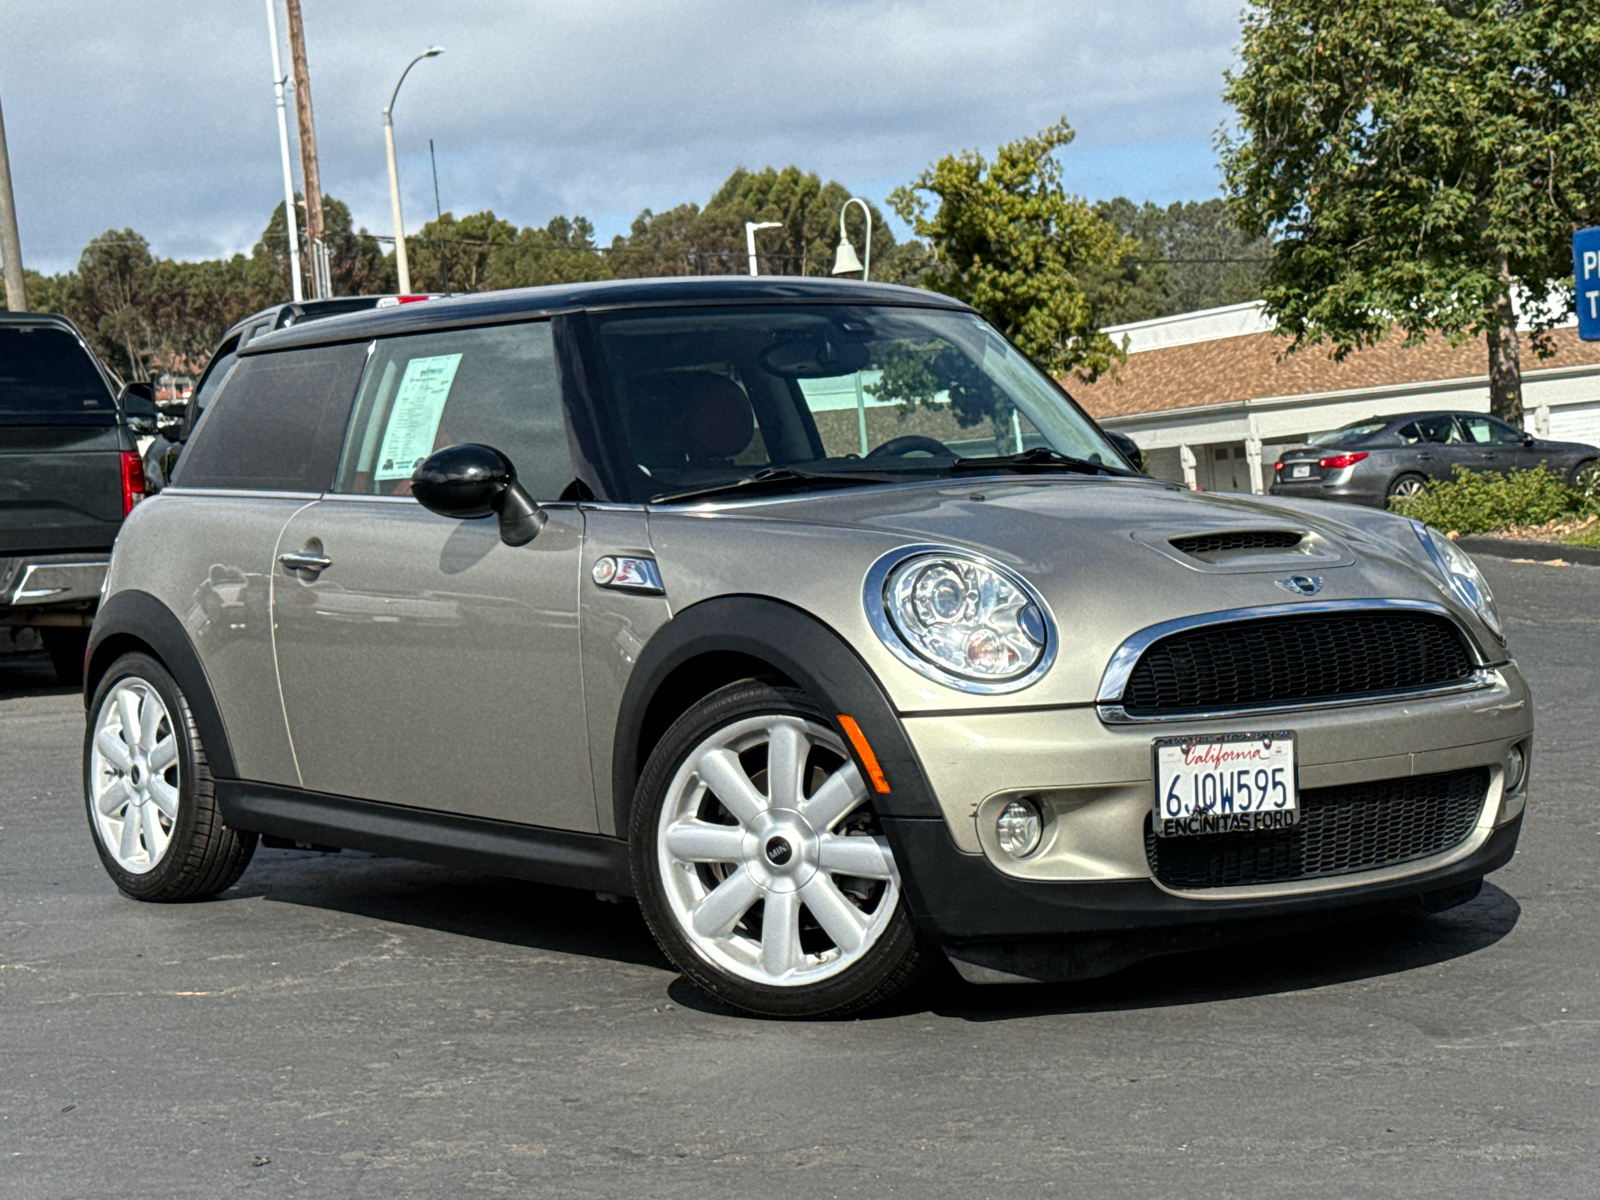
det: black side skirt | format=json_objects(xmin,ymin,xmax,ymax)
[{"xmin": 215, "ymin": 780, "xmax": 634, "ymax": 897}]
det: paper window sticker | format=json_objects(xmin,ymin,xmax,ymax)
[{"xmin": 374, "ymin": 353, "xmax": 465, "ymax": 481}]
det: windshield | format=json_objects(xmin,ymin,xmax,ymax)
[
  {"xmin": 1309, "ymin": 420, "xmax": 1389, "ymax": 447},
  {"xmin": 0, "ymin": 325, "xmax": 114, "ymax": 424},
  {"xmin": 591, "ymin": 304, "xmax": 1128, "ymax": 502}
]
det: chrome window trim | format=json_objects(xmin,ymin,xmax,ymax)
[
  {"xmin": 1094, "ymin": 598, "xmax": 1498, "ymax": 724},
  {"xmin": 862, "ymin": 543, "xmax": 1058, "ymax": 696},
  {"xmin": 155, "ymin": 487, "xmax": 324, "ymax": 501}
]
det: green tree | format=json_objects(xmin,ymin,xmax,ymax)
[
  {"xmin": 257, "ymin": 194, "xmax": 394, "ymax": 298},
  {"xmin": 72, "ymin": 229, "xmax": 154, "ymax": 380},
  {"xmin": 889, "ymin": 120, "xmax": 1136, "ymax": 382},
  {"xmin": 1220, "ymin": 0, "xmax": 1600, "ymax": 422},
  {"xmin": 608, "ymin": 167, "xmax": 897, "ymax": 279}
]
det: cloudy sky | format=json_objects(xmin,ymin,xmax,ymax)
[{"xmin": 2, "ymin": 0, "xmax": 1245, "ymax": 275}]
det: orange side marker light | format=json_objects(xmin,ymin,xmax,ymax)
[{"xmin": 836, "ymin": 714, "xmax": 891, "ymax": 794}]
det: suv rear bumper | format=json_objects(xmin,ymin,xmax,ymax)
[{"xmin": 1, "ymin": 553, "xmax": 109, "ymax": 615}]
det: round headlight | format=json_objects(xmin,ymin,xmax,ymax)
[
  {"xmin": 873, "ymin": 551, "xmax": 1052, "ymax": 689},
  {"xmin": 1411, "ymin": 521, "xmax": 1503, "ymax": 640}
]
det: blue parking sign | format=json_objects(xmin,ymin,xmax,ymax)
[{"xmin": 1574, "ymin": 228, "xmax": 1600, "ymax": 340}]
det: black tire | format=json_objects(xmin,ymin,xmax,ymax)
[
  {"xmin": 83, "ymin": 652, "xmax": 256, "ymax": 902},
  {"xmin": 41, "ymin": 626, "xmax": 88, "ymax": 688},
  {"xmin": 629, "ymin": 681, "xmax": 933, "ymax": 1018},
  {"xmin": 1386, "ymin": 472, "xmax": 1428, "ymax": 503}
]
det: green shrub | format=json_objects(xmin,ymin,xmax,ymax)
[{"xmin": 1387, "ymin": 465, "xmax": 1596, "ymax": 533}]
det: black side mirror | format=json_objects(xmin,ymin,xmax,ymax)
[
  {"xmin": 118, "ymin": 381, "xmax": 158, "ymax": 435},
  {"xmin": 1523, "ymin": 433, "xmax": 1536, "ymax": 446},
  {"xmin": 411, "ymin": 443, "xmax": 546, "ymax": 546}
]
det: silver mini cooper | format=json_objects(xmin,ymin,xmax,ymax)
[{"xmin": 83, "ymin": 278, "xmax": 1531, "ymax": 1017}]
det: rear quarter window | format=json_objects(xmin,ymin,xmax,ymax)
[
  {"xmin": 0, "ymin": 324, "xmax": 115, "ymax": 425},
  {"xmin": 173, "ymin": 343, "xmax": 368, "ymax": 492}
]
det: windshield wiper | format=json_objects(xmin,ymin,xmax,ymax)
[
  {"xmin": 650, "ymin": 466, "xmax": 907, "ymax": 504},
  {"xmin": 949, "ymin": 447, "xmax": 1134, "ymax": 477}
]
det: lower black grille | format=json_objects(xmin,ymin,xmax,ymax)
[
  {"xmin": 1122, "ymin": 611, "xmax": 1476, "ymax": 715},
  {"xmin": 1146, "ymin": 767, "xmax": 1488, "ymax": 889},
  {"xmin": 1171, "ymin": 530, "xmax": 1303, "ymax": 556}
]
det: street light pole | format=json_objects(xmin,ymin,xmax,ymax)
[
  {"xmin": 744, "ymin": 221, "xmax": 782, "ymax": 276},
  {"xmin": 384, "ymin": 47, "xmax": 443, "ymax": 296},
  {"xmin": 0, "ymin": 90, "xmax": 28, "ymax": 311},
  {"xmin": 265, "ymin": 0, "xmax": 302, "ymax": 302},
  {"xmin": 831, "ymin": 198, "xmax": 874, "ymax": 453}
]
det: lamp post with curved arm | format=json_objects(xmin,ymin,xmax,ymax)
[
  {"xmin": 383, "ymin": 47, "xmax": 443, "ymax": 295},
  {"xmin": 831, "ymin": 197, "xmax": 872, "ymax": 281}
]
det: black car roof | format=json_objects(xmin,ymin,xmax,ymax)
[
  {"xmin": 241, "ymin": 277, "xmax": 973, "ymax": 356},
  {"xmin": 0, "ymin": 311, "xmax": 85, "ymax": 333}
]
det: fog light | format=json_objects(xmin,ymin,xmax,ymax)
[
  {"xmin": 1505, "ymin": 745, "xmax": 1526, "ymax": 794},
  {"xmin": 996, "ymin": 798, "xmax": 1043, "ymax": 858}
]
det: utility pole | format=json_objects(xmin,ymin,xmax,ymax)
[
  {"xmin": 283, "ymin": 0, "xmax": 325, "ymax": 296},
  {"xmin": 265, "ymin": 0, "xmax": 303, "ymax": 302},
  {"xmin": 0, "ymin": 90, "xmax": 28, "ymax": 312}
]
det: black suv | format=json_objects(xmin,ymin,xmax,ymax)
[{"xmin": 1, "ymin": 313, "xmax": 156, "ymax": 682}]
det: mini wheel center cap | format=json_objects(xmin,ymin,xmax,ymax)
[{"xmin": 764, "ymin": 836, "xmax": 793, "ymax": 866}]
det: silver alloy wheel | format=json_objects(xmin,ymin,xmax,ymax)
[
  {"xmin": 656, "ymin": 713, "xmax": 901, "ymax": 987},
  {"xmin": 1390, "ymin": 475, "xmax": 1427, "ymax": 499},
  {"xmin": 88, "ymin": 677, "xmax": 181, "ymax": 875}
]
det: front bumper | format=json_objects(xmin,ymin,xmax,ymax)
[{"xmin": 884, "ymin": 665, "xmax": 1532, "ymax": 961}]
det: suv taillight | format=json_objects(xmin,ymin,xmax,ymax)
[
  {"xmin": 121, "ymin": 450, "xmax": 146, "ymax": 516},
  {"xmin": 1318, "ymin": 452, "xmax": 1369, "ymax": 470}
]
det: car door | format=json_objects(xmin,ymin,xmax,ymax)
[
  {"xmin": 270, "ymin": 319, "xmax": 598, "ymax": 831},
  {"xmin": 1457, "ymin": 415, "xmax": 1521, "ymax": 473},
  {"xmin": 1402, "ymin": 414, "xmax": 1461, "ymax": 483}
]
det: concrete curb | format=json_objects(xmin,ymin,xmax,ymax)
[{"xmin": 1457, "ymin": 535, "xmax": 1600, "ymax": 567}]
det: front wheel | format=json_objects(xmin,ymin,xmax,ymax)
[
  {"xmin": 630, "ymin": 682, "xmax": 932, "ymax": 1018},
  {"xmin": 1571, "ymin": 459, "xmax": 1599, "ymax": 499},
  {"xmin": 84, "ymin": 652, "xmax": 256, "ymax": 901}
]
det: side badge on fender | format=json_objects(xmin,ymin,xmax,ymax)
[{"xmin": 1275, "ymin": 575, "xmax": 1324, "ymax": 597}]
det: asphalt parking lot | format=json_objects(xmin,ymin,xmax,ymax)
[{"xmin": 2, "ymin": 554, "xmax": 1596, "ymax": 1199}]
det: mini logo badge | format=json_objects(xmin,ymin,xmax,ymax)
[{"xmin": 1276, "ymin": 575, "xmax": 1324, "ymax": 596}]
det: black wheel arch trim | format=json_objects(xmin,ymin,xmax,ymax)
[
  {"xmin": 611, "ymin": 594, "xmax": 942, "ymax": 833},
  {"xmin": 85, "ymin": 589, "xmax": 237, "ymax": 779}
]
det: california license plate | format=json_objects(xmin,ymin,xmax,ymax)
[
  {"xmin": 1153, "ymin": 732, "xmax": 1298, "ymax": 836},
  {"xmin": 1291, "ymin": 464, "xmax": 1311, "ymax": 478}
]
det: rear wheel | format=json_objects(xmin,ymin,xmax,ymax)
[
  {"xmin": 83, "ymin": 652, "xmax": 256, "ymax": 901},
  {"xmin": 630, "ymin": 682, "xmax": 932, "ymax": 1018},
  {"xmin": 1387, "ymin": 473, "xmax": 1428, "ymax": 503}
]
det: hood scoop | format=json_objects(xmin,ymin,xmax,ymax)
[
  {"xmin": 1169, "ymin": 529, "xmax": 1304, "ymax": 560},
  {"xmin": 1134, "ymin": 525, "xmax": 1353, "ymax": 574}
]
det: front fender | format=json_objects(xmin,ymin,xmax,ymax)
[{"xmin": 610, "ymin": 594, "xmax": 942, "ymax": 833}]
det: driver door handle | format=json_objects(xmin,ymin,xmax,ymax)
[{"xmin": 279, "ymin": 552, "xmax": 333, "ymax": 573}]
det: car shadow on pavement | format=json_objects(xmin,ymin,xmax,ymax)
[
  {"xmin": 913, "ymin": 882, "xmax": 1522, "ymax": 1023},
  {"xmin": 232, "ymin": 847, "xmax": 675, "ymax": 972},
  {"xmin": 0, "ymin": 651, "xmax": 79, "ymax": 700}
]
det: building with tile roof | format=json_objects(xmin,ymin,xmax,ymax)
[{"xmin": 1068, "ymin": 302, "xmax": 1600, "ymax": 493}]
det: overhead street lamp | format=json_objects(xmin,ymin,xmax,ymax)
[
  {"xmin": 384, "ymin": 46, "xmax": 443, "ymax": 295},
  {"xmin": 831, "ymin": 197, "xmax": 872, "ymax": 281},
  {"xmin": 744, "ymin": 221, "xmax": 782, "ymax": 276}
]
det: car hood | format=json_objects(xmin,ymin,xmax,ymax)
[{"xmin": 644, "ymin": 476, "xmax": 1499, "ymax": 713}]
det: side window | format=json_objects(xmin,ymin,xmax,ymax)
[
  {"xmin": 1396, "ymin": 422, "xmax": 1420, "ymax": 444},
  {"xmin": 333, "ymin": 322, "xmax": 576, "ymax": 500},
  {"xmin": 172, "ymin": 343, "xmax": 368, "ymax": 492},
  {"xmin": 1459, "ymin": 416, "xmax": 1518, "ymax": 445},
  {"xmin": 1413, "ymin": 415, "xmax": 1455, "ymax": 444}
]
